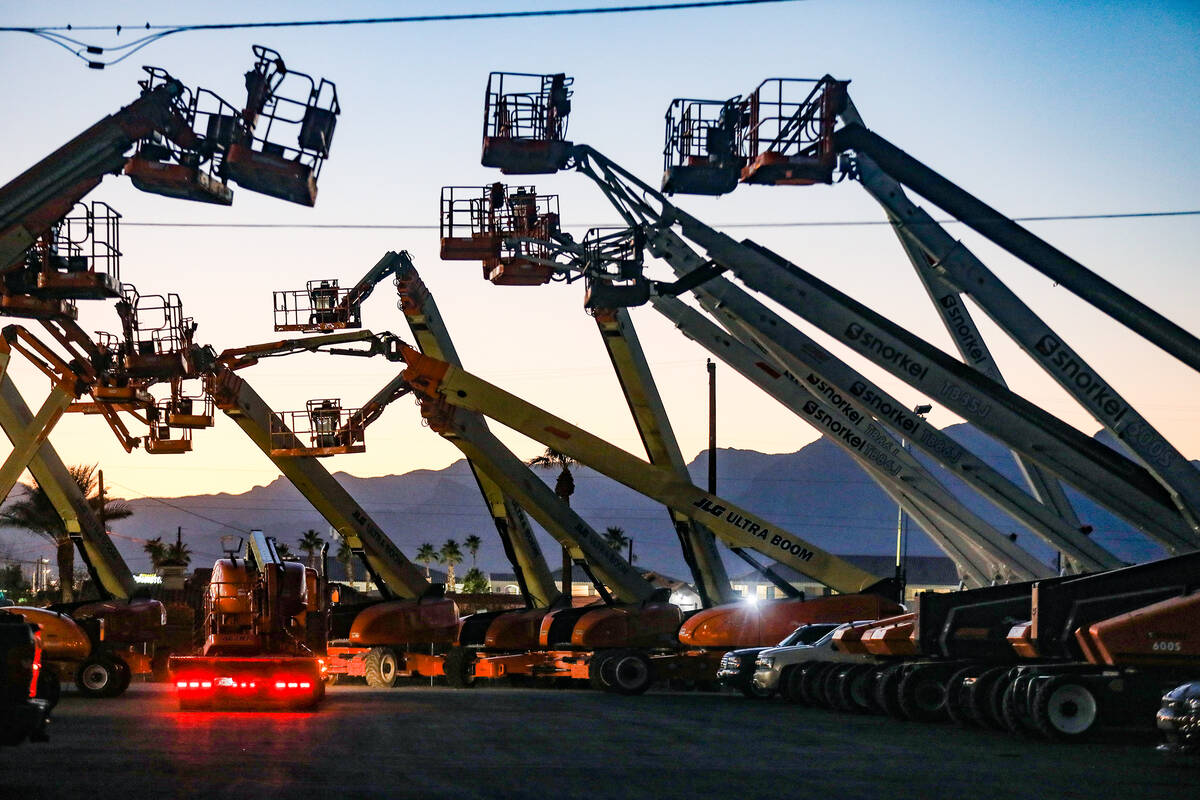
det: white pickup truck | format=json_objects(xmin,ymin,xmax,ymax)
[{"xmin": 752, "ymin": 622, "xmax": 878, "ymax": 709}]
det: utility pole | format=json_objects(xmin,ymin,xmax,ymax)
[{"xmin": 707, "ymin": 359, "xmax": 717, "ymax": 495}]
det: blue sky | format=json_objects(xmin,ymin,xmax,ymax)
[{"xmin": 0, "ymin": 0, "xmax": 1197, "ymax": 507}]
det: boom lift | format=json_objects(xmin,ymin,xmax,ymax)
[
  {"xmin": 474, "ymin": 71, "xmax": 1199, "ymax": 559},
  {"xmin": 169, "ymin": 530, "xmax": 326, "ymax": 710},
  {"xmin": 655, "ymin": 74, "xmax": 1200, "ymax": 546},
  {"xmin": 197, "ymin": 342, "xmax": 458, "ymax": 687},
  {"xmin": 0, "ymin": 45, "xmax": 339, "ymax": 290},
  {"xmin": 0, "ymin": 363, "xmax": 166, "ymax": 698}
]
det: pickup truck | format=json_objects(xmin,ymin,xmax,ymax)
[{"xmin": 752, "ymin": 622, "xmax": 877, "ymax": 708}]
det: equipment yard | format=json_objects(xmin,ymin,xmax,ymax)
[{"xmin": 4, "ymin": 684, "xmax": 1197, "ymax": 800}]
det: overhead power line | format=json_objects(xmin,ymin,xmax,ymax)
[
  {"xmin": 120, "ymin": 209, "xmax": 1200, "ymax": 231},
  {"xmin": 0, "ymin": 1, "xmax": 806, "ymax": 68}
]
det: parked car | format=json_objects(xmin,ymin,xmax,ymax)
[
  {"xmin": 718, "ymin": 623, "xmax": 840, "ymax": 698},
  {"xmin": 1158, "ymin": 681, "xmax": 1200, "ymax": 755}
]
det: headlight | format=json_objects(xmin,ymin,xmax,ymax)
[
  {"xmin": 756, "ymin": 656, "xmax": 775, "ymax": 669},
  {"xmin": 723, "ymin": 655, "xmax": 741, "ymax": 668},
  {"xmin": 1188, "ymin": 698, "xmax": 1200, "ymax": 711}
]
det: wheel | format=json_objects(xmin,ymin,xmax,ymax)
[
  {"xmin": 823, "ymin": 664, "xmax": 854, "ymax": 711},
  {"xmin": 603, "ymin": 650, "xmax": 653, "ymax": 696},
  {"xmin": 75, "ymin": 656, "xmax": 122, "ymax": 698},
  {"xmin": 897, "ymin": 665, "xmax": 948, "ymax": 722},
  {"xmin": 780, "ymin": 664, "xmax": 806, "ymax": 704},
  {"xmin": 837, "ymin": 664, "xmax": 876, "ymax": 713},
  {"xmin": 110, "ymin": 658, "xmax": 132, "ymax": 697},
  {"xmin": 944, "ymin": 666, "xmax": 983, "ymax": 727},
  {"xmin": 444, "ymin": 646, "xmax": 476, "ymax": 689},
  {"xmin": 1001, "ymin": 672, "xmax": 1039, "ymax": 734},
  {"xmin": 36, "ymin": 669, "xmax": 61, "ymax": 710},
  {"xmin": 1032, "ymin": 676, "xmax": 1100, "ymax": 740},
  {"xmin": 965, "ymin": 666, "xmax": 1010, "ymax": 730},
  {"xmin": 984, "ymin": 671, "xmax": 1012, "ymax": 734},
  {"xmin": 874, "ymin": 663, "xmax": 907, "ymax": 719},
  {"xmin": 800, "ymin": 662, "xmax": 835, "ymax": 707},
  {"xmin": 363, "ymin": 647, "xmax": 400, "ymax": 688},
  {"xmin": 589, "ymin": 650, "xmax": 616, "ymax": 691}
]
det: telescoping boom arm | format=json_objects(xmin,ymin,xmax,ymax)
[{"xmin": 399, "ymin": 346, "xmax": 896, "ymax": 598}]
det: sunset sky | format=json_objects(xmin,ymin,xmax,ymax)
[{"xmin": 0, "ymin": 0, "xmax": 1196, "ymax": 541}]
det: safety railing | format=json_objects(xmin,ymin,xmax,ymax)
[{"xmin": 272, "ymin": 280, "xmax": 360, "ymax": 332}]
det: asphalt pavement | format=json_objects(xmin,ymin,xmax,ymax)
[{"xmin": 2, "ymin": 683, "xmax": 1197, "ymax": 799}]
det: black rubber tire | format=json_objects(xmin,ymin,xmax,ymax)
[
  {"xmin": 589, "ymin": 650, "xmax": 616, "ymax": 691},
  {"xmin": 363, "ymin": 647, "xmax": 400, "ymax": 688},
  {"xmin": 1002, "ymin": 672, "xmax": 1039, "ymax": 735},
  {"xmin": 780, "ymin": 662, "xmax": 812, "ymax": 704},
  {"xmin": 151, "ymin": 649, "xmax": 172, "ymax": 683},
  {"xmin": 444, "ymin": 646, "xmax": 476, "ymax": 689},
  {"xmin": 898, "ymin": 665, "xmax": 948, "ymax": 722},
  {"xmin": 110, "ymin": 658, "xmax": 132, "ymax": 697},
  {"xmin": 964, "ymin": 666, "xmax": 1012, "ymax": 729},
  {"xmin": 824, "ymin": 664, "xmax": 854, "ymax": 711},
  {"xmin": 874, "ymin": 663, "xmax": 907, "ymax": 719},
  {"xmin": 36, "ymin": 669, "xmax": 61, "ymax": 710},
  {"xmin": 75, "ymin": 656, "xmax": 122, "ymax": 698},
  {"xmin": 800, "ymin": 662, "xmax": 836, "ymax": 707},
  {"xmin": 837, "ymin": 664, "xmax": 877, "ymax": 713},
  {"xmin": 604, "ymin": 650, "xmax": 653, "ymax": 696},
  {"xmin": 1032, "ymin": 676, "xmax": 1101, "ymax": 741},
  {"xmin": 944, "ymin": 666, "xmax": 983, "ymax": 727}
]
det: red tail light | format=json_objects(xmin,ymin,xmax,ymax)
[{"xmin": 29, "ymin": 629, "xmax": 43, "ymax": 699}]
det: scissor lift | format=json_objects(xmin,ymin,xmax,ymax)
[{"xmin": 481, "ymin": 72, "xmax": 573, "ymax": 174}]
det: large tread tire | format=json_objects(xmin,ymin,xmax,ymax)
[
  {"xmin": 800, "ymin": 662, "xmax": 836, "ymax": 707},
  {"xmin": 444, "ymin": 646, "xmax": 476, "ymax": 689},
  {"xmin": 604, "ymin": 649, "xmax": 653, "ymax": 696},
  {"xmin": 824, "ymin": 664, "xmax": 854, "ymax": 711},
  {"xmin": 740, "ymin": 680, "xmax": 773, "ymax": 699},
  {"xmin": 874, "ymin": 663, "xmax": 907, "ymax": 719},
  {"xmin": 1002, "ymin": 673, "xmax": 1039, "ymax": 734},
  {"xmin": 1032, "ymin": 676, "xmax": 1101, "ymax": 741},
  {"xmin": 965, "ymin": 667, "xmax": 1011, "ymax": 730},
  {"xmin": 898, "ymin": 666, "xmax": 949, "ymax": 722},
  {"xmin": 109, "ymin": 657, "xmax": 132, "ymax": 697},
  {"xmin": 75, "ymin": 656, "xmax": 121, "ymax": 698},
  {"xmin": 363, "ymin": 647, "xmax": 400, "ymax": 688},
  {"xmin": 780, "ymin": 662, "xmax": 811, "ymax": 704},
  {"xmin": 944, "ymin": 666, "xmax": 983, "ymax": 727},
  {"xmin": 838, "ymin": 664, "xmax": 876, "ymax": 713},
  {"xmin": 589, "ymin": 650, "xmax": 616, "ymax": 691}
]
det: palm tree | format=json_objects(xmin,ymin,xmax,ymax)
[
  {"xmin": 161, "ymin": 540, "xmax": 193, "ymax": 567},
  {"xmin": 274, "ymin": 542, "xmax": 296, "ymax": 561},
  {"xmin": 143, "ymin": 536, "xmax": 167, "ymax": 569},
  {"xmin": 336, "ymin": 539, "xmax": 356, "ymax": 583},
  {"xmin": 0, "ymin": 463, "xmax": 131, "ymax": 603},
  {"xmin": 415, "ymin": 542, "xmax": 437, "ymax": 579},
  {"xmin": 527, "ymin": 447, "xmax": 578, "ymax": 596},
  {"xmin": 464, "ymin": 534, "xmax": 482, "ymax": 566},
  {"xmin": 298, "ymin": 529, "xmax": 324, "ymax": 569},
  {"xmin": 439, "ymin": 539, "xmax": 463, "ymax": 591}
]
